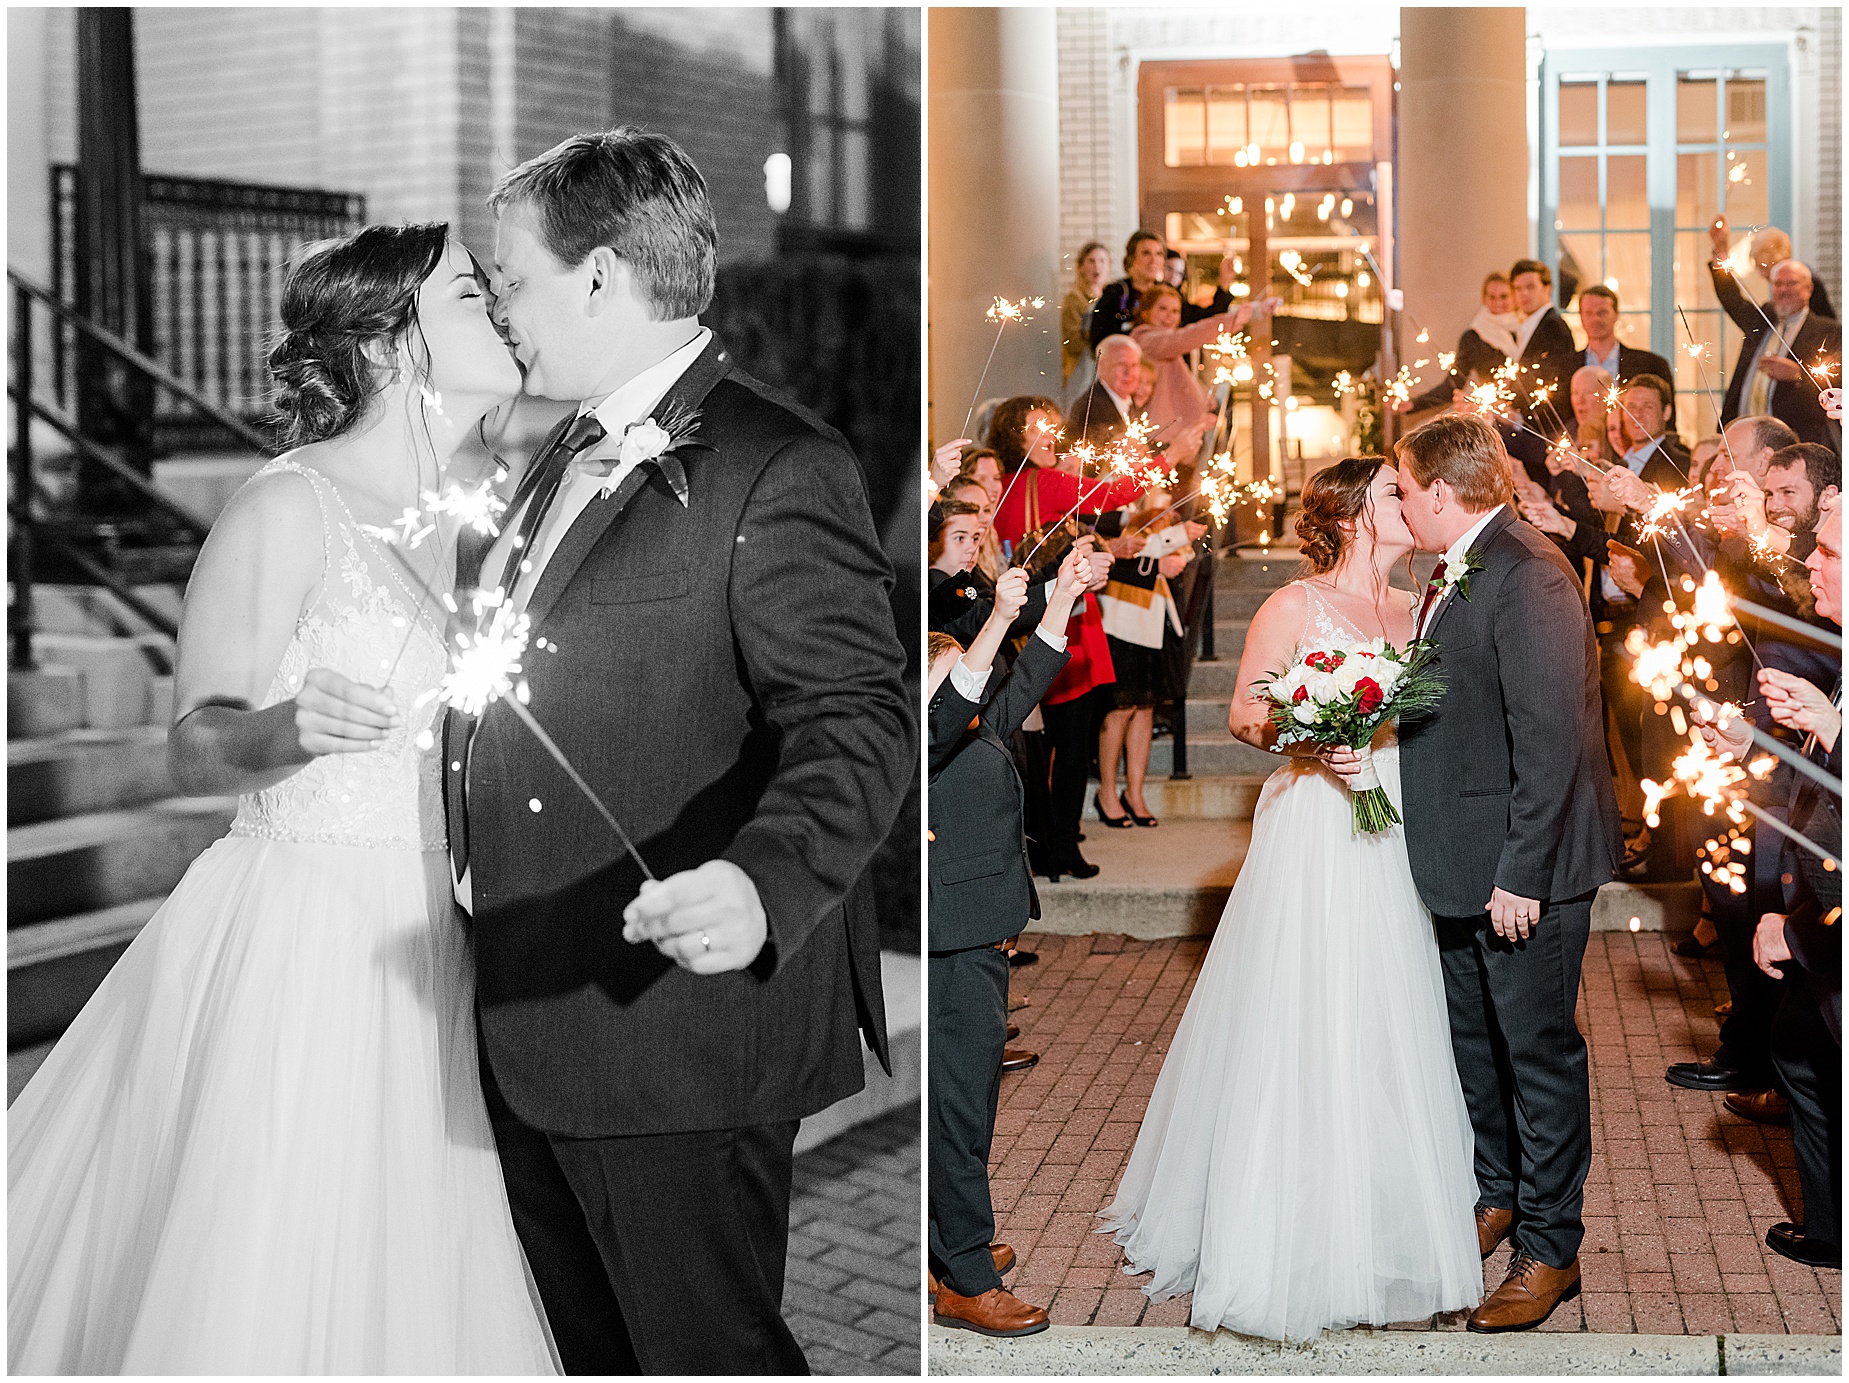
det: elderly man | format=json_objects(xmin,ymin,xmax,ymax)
[
  {"xmin": 1073, "ymin": 334, "xmax": 1146, "ymax": 449},
  {"xmin": 1710, "ymin": 217, "xmax": 1837, "ymax": 320},
  {"xmin": 1720, "ymin": 259, "xmax": 1841, "ymax": 451}
]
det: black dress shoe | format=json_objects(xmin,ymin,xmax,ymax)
[
  {"xmin": 1671, "ymin": 935, "xmax": 1714, "ymax": 958},
  {"xmin": 1766, "ymin": 1223, "xmax": 1842, "ymax": 1269},
  {"xmin": 1665, "ymin": 1059, "xmax": 1757, "ymax": 1092},
  {"xmin": 1008, "ymin": 948, "xmax": 1039, "ymax": 967},
  {"xmin": 1093, "ymin": 792, "xmax": 1135, "ymax": 828},
  {"xmin": 1055, "ymin": 852, "xmax": 1100, "ymax": 880}
]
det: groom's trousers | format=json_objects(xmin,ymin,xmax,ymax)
[
  {"xmin": 1436, "ymin": 890, "xmax": 1595, "ymax": 1270},
  {"xmin": 928, "ymin": 944, "xmax": 1011, "ymax": 1297},
  {"xmin": 478, "ymin": 1030, "xmax": 809, "ymax": 1376}
]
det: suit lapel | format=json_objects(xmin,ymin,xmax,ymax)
[
  {"xmin": 1428, "ymin": 507, "xmax": 1516, "ymax": 639},
  {"xmin": 521, "ymin": 334, "xmax": 733, "ymax": 631}
]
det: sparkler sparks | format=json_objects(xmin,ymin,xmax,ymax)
[
  {"xmin": 423, "ymin": 479, "xmax": 510, "ymax": 538},
  {"xmin": 985, "ymin": 295, "xmax": 1045, "ymax": 323},
  {"xmin": 417, "ymin": 601, "xmax": 531, "ymax": 717}
]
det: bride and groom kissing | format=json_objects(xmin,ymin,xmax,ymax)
[
  {"xmin": 9, "ymin": 129, "xmax": 912, "ymax": 1374},
  {"xmin": 1101, "ymin": 413, "xmax": 1622, "ymax": 1341}
]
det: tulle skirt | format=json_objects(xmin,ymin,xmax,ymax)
[
  {"xmin": 1099, "ymin": 744, "xmax": 1482, "ymax": 1342},
  {"xmin": 8, "ymin": 834, "xmax": 558, "ymax": 1375}
]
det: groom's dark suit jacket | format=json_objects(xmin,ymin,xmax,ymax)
[
  {"xmin": 448, "ymin": 334, "xmax": 914, "ymax": 1139},
  {"xmin": 1399, "ymin": 507, "xmax": 1622, "ymax": 915}
]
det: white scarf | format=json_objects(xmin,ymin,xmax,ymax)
[
  {"xmin": 1513, "ymin": 305, "xmax": 1552, "ymax": 358},
  {"xmin": 1467, "ymin": 307, "xmax": 1522, "ymax": 361}
]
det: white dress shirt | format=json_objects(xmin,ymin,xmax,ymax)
[
  {"xmin": 1420, "ymin": 504, "xmax": 1505, "ymax": 638},
  {"xmin": 455, "ymin": 327, "xmax": 712, "ymax": 912},
  {"xmin": 1098, "ymin": 382, "xmax": 1133, "ymax": 424},
  {"xmin": 1585, "ymin": 340, "xmax": 1620, "ymax": 375},
  {"xmin": 948, "ymin": 626, "xmax": 1069, "ymax": 704}
]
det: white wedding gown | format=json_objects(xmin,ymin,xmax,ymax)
[
  {"xmin": 9, "ymin": 459, "xmax": 559, "ymax": 1374},
  {"xmin": 1099, "ymin": 582, "xmax": 1481, "ymax": 1342}
]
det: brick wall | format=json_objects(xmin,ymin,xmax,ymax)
[
  {"xmin": 1056, "ymin": 7, "xmax": 1115, "ymax": 286},
  {"xmin": 1816, "ymin": 6, "xmax": 1842, "ymax": 308}
]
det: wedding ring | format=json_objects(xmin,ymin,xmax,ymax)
[{"xmin": 700, "ymin": 933, "xmax": 711, "ymax": 952}]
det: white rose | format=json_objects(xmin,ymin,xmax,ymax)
[
  {"xmin": 1306, "ymin": 670, "xmax": 1341, "ymax": 703},
  {"xmin": 620, "ymin": 418, "xmax": 673, "ymax": 467},
  {"xmin": 1292, "ymin": 702, "xmax": 1319, "ymax": 725}
]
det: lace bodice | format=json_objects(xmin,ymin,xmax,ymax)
[{"xmin": 228, "ymin": 460, "xmax": 451, "ymax": 850}]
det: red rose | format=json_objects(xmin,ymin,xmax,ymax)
[
  {"xmin": 1355, "ymin": 677, "xmax": 1383, "ymax": 715},
  {"xmin": 1292, "ymin": 685, "xmax": 1309, "ymax": 703}
]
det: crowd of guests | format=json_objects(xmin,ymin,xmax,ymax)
[{"xmin": 926, "ymin": 221, "xmax": 1841, "ymax": 1335}]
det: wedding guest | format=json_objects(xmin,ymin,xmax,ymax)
[
  {"xmin": 1709, "ymin": 216, "xmax": 1836, "ymax": 325},
  {"xmin": 1073, "ymin": 335, "xmax": 1146, "ymax": 448},
  {"xmin": 959, "ymin": 445, "xmax": 1006, "ymax": 507},
  {"xmin": 944, "ymin": 475, "xmax": 1006, "ymax": 582},
  {"xmin": 1510, "ymin": 258, "xmax": 1580, "ymax": 422},
  {"xmin": 988, "ymin": 396, "xmax": 1149, "ymax": 548},
  {"xmin": 1687, "ymin": 435, "xmax": 1723, "ymax": 490},
  {"xmin": 1718, "ymin": 259, "xmax": 1841, "ymax": 452},
  {"xmin": 1404, "ymin": 272, "xmax": 1520, "ymax": 412},
  {"xmin": 1575, "ymin": 284, "xmax": 1674, "ymax": 423},
  {"xmin": 1761, "ymin": 442, "xmax": 1840, "ymax": 560},
  {"xmin": 1089, "ymin": 230, "xmax": 1237, "ymax": 349},
  {"xmin": 930, "ymin": 499, "xmax": 983, "ymax": 579},
  {"xmin": 1163, "ymin": 249, "xmax": 1188, "ymax": 288},
  {"xmin": 1130, "ymin": 284, "xmax": 1259, "ymax": 465},
  {"xmin": 928, "ymin": 552, "xmax": 1091, "ymax": 1338},
  {"xmin": 1062, "ymin": 240, "xmax": 1111, "ymax": 386}
]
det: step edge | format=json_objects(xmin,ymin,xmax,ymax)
[
  {"xmin": 9, "ymin": 898, "xmax": 165, "ymax": 968},
  {"xmin": 7, "ymin": 797, "xmax": 238, "ymax": 858}
]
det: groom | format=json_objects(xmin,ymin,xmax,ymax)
[
  {"xmin": 1349, "ymin": 413, "xmax": 1620, "ymax": 1332},
  {"xmin": 444, "ymin": 129, "xmax": 912, "ymax": 1373}
]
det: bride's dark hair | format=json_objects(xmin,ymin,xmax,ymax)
[
  {"xmin": 1296, "ymin": 456, "xmax": 1387, "ymax": 575},
  {"xmin": 267, "ymin": 222, "xmax": 450, "ymax": 447}
]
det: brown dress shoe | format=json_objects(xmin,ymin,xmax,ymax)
[
  {"xmin": 1475, "ymin": 1204, "xmax": 1514, "ymax": 1259},
  {"xmin": 1725, "ymin": 1089, "xmax": 1792, "ymax": 1125},
  {"xmin": 933, "ymin": 1285, "xmax": 1050, "ymax": 1337},
  {"xmin": 1467, "ymin": 1251, "xmax": 1581, "ymax": 1332},
  {"xmin": 1001, "ymin": 1049, "xmax": 1039, "ymax": 1073},
  {"xmin": 929, "ymin": 1245, "xmax": 1014, "ymax": 1298},
  {"xmin": 1007, "ymin": 1023, "xmax": 1021, "ymax": 1041}
]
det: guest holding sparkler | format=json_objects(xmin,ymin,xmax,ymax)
[
  {"xmin": 1074, "ymin": 336, "xmax": 1151, "ymax": 450},
  {"xmin": 1510, "ymin": 259, "xmax": 1581, "ymax": 419},
  {"xmin": 1403, "ymin": 271, "xmax": 1521, "ymax": 413},
  {"xmin": 1709, "ymin": 217, "xmax": 1836, "ymax": 327},
  {"xmin": 1717, "ymin": 256, "xmax": 1841, "ymax": 453},
  {"xmin": 1129, "ymin": 284, "xmax": 1268, "ymax": 467},
  {"xmin": 988, "ymin": 394, "xmax": 1153, "ymax": 549},
  {"xmin": 1088, "ymin": 229, "xmax": 1238, "ymax": 350},
  {"xmin": 1574, "ymin": 285, "xmax": 1674, "ymax": 420}
]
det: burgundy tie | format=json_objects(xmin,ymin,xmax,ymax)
[{"xmin": 1416, "ymin": 558, "xmax": 1449, "ymax": 634}]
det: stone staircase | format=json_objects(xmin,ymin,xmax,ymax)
[{"xmin": 1045, "ymin": 543, "xmax": 1699, "ymax": 938}]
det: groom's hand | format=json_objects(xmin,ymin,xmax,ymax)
[
  {"xmin": 621, "ymin": 860, "xmax": 768, "ymax": 974},
  {"xmin": 1487, "ymin": 886, "xmax": 1541, "ymax": 942}
]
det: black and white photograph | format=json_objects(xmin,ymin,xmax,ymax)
[{"xmin": 8, "ymin": 6, "xmax": 921, "ymax": 1375}]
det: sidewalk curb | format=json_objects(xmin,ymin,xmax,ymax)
[{"xmin": 927, "ymin": 1325, "xmax": 1842, "ymax": 1375}]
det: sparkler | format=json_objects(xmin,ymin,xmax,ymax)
[
  {"xmin": 1714, "ymin": 260, "xmax": 1833, "ymax": 399},
  {"xmin": 963, "ymin": 295, "xmax": 1046, "ymax": 439}
]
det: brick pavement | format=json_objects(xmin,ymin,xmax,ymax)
[
  {"xmin": 783, "ymin": 1103, "xmax": 922, "ymax": 1374},
  {"xmin": 980, "ymin": 930, "xmax": 1840, "ymax": 1337}
]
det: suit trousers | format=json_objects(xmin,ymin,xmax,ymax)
[
  {"xmin": 1771, "ymin": 985, "xmax": 1841, "ymax": 1246},
  {"xmin": 1040, "ymin": 687, "xmax": 1108, "ymax": 858},
  {"xmin": 928, "ymin": 944, "xmax": 1011, "ymax": 1297},
  {"xmin": 1436, "ymin": 891, "xmax": 1596, "ymax": 1269},
  {"xmin": 479, "ymin": 1028, "xmax": 808, "ymax": 1375}
]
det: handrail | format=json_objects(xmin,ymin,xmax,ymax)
[
  {"xmin": 9, "ymin": 267, "xmax": 277, "ymax": 457},
  {"xmin": 9, "ymin": 385, "xmax": 214, "ymax": 541},
  {"xmin": 7, "ymin": 503, "xmax": 179, "ymax": 654}
]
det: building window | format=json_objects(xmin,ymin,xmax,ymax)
[
  {"xmin": 1161, "ymin": 82, "xmax": 1374, "ymax": 169},
  {"xmin": 1541, "ymin": 45, "xmax": 1792, "ymax": 436}
]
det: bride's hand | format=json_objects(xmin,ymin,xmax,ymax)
[
  {"xmin": 1318, "ymin": 745, "xmax": 1367, "ymax": 783},
  {"xmin": 290, "ymin": 667, "xmax": 403, "ymax": 757}
]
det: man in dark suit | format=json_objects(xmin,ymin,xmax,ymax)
[
  {"xmin": 1345, "ymin": 413, "xmax": 1621, "ymax": 1332},
  {"xmin": 1720, "ymin": 260, "xmax": 1841, "ymax": 452},
  {"xmin": 450, "ymin": 129, "xmax": 912, "ymax": 1375},
  {"xmin": 926, "ymin": 551, "xmax": 1087, "ymax": 1337},
  {"xmin": 1088, "ymin": 229, "xmax": 1237, "ymax": 349},
  {"xmin": 1510, "ymin": 259, "xmax": 1582, "ymax": 423},
  {"xmin": 1574, "ymin": 285, "xmax": 1675, "ymax": 425},
  {"xmin": 1709, "ymin": 217, "xmax": 1836, "ymax": 323},
  {"xmin": 1072, "ymin": 334, "xmax": 1145, "ymax": 449}
]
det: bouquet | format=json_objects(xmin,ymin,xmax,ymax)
[{"xmin": 1258, "ymin": 638, "xmax": 1445, "ymax": 832}]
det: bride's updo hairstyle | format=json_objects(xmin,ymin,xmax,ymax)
[
  {"xmin": 1295, "ymin": 456, "xmax": 1389, "ymax": 574},
  {"xmin": 267, "ymin": 222, "xmax": 451, "ymax": 447}
]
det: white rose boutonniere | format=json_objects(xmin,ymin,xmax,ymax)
[
  {"xmin": 580, "ymin": 401, "xmax": 704, "ymax": 507},
  {"xmin": 619, "ymin": 418, "xmax": 674, "ymax": 469},
  {"xmin": 1431, "ymin": 545, "xmax": 1488, "ymax": 605}
]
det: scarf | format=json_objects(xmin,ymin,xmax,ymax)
[{"xmin": 1469, "ymin": 306, "xmax": 1523, "ymax": 361}]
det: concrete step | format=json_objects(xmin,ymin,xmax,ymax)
[
  {"xmin": 796, "ymin": 950, "xmax": 920, "ymax": 1154},
  {"xmin": 1185, "ymin": 655, "xmax": 1246, "ymax": 699},
  {"xmin": 1148, "ymin": 731, "xmax": 1284, "ymax": 777},
  {"xmin": 1035, "ymin": 818, "xmax": 1703, "ymax": 939},
  {"xmin": 1184, "ymin": 697, "xmax": 1234, "ymax": 732},
  {"xmin": 8, "ymin": 725, "xmax": 174, "ymax": 826},
  {"xmin": 27, "ymin": 633, "xmax": 172, "ymax": 731},
  {"xmin": 28, "ymin": 583, "xmax": 184, "ymax": 639},
  {"xmin": 8, "ymin": 797, "xmax": 234, "ymax": 928},
  {"xmin": 1213, "ymin": 555, "xmax": 1301, "ymax": 591},
  {"xmin": 8, "ymin": 667, "xmax": 85, "ymax": 739},
  {"xmin": 8, "ymin": 897, "xmax": 162, "ymax": 1049},
  {"xmin": 1083, "ymin": 774, "xmax": 1268, "ymax": 822}
]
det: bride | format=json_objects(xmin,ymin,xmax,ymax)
[
  {"xmin": 1098, "ymin": 456, "xmax": 1482, "ymax": 1342},
  {"xmin": 9, "ymin": 224, "xmax": 559, "ymax": 1373}
]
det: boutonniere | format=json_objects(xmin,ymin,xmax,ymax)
[
  {"xmin": 1433, "ymin": 546, "xmax": 1488, "ymax": 603},
  {"xmin": 578, "ymin": 400, "xmax": 705, "ymax": 507}
]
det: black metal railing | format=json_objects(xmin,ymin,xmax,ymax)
[
  {"xmin": 51, "ymin": 166, "xmax": 365, "ymax": 444},
  {"xmin": 9, "ymin": 268, "xmax": 279, "ymax": 668}
]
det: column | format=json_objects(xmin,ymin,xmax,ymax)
[{"xmin": 927, "ymin": 7, "xmax": 1061, "ymax": 444}]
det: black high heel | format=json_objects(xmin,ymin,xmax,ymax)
[
  {"xmin": 1127, "ymin": 806, "xmax": 1159, "ymax": 827},
  {"xmin": 1093, "ymin": 791, "xmax": 1135, "ymax": 828}
]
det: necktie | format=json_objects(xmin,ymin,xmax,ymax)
[
  {"xmin": 1416, "ymin": 558, "xmax": 1448, "ymax": 635},
  {"xmin": 446, "ymin": 410, "xmax": 606, "ymax": 884},
  {"xmin": 1748, "ymin": 315, "xmax": 1788, "ymax": 417}
]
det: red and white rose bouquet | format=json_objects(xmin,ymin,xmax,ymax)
[{"xmin": 1258, "ymin": 638, "xmax": 1444, "ymax": 832}]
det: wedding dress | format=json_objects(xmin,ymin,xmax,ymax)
[
  {"xmin": 9, "ymin": 459, "xmax": 559, "ymax": 1375},
  {"xmin": 1099, "ymin": 581, "xmax": 1481, "ymax": 1342}
]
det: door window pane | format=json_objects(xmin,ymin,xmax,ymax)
[
  {"xmin": 1677, "ymin": 152, "xmax": 1719, "ymax": 229},
  {"xmin": 1558, "ymin": 156, "xmax": 1600, "ymax": 229},
  {"xmin": 1673, "ymin": 231, "xmax": 1723, "ymax": 314},
  {"xmin": 1166, "ymin": 87, "xmax": 1206, "ymax": 166},
  {"xmin": 1249, "ymin": 86, "xmax": 1290, "ymax": 162},
  {"xmin": 1724, "ymin": 148, "xmax": 1768, "ymax": 228},
  {"xmin": 1331, "ymin": 86, "xmax": 1373, "ymax": 160},
  {"xmin": 1606, "ymin": 155, "xmax": 1650, "ymax": 230},
  {"xmin": 1677, "ymin": 74, "xmax": 1718, "ymax": 143},
  {"xmin": 1723, "ymin": 74, "xmax": 1767, "ymax": 142},
  {"xmin": 1291, "ymin": 85, "xmax": 1332, "ymax": 163},
  {"xmin": 1207, "ymin": 86, "xmax": 1246, "ymax": 165},
  {"xmin": 1559, "ymin": 80, "xmax": 1599, "ymax": 146},
  {"xmin": 1608, "ymin": 79, "xmax": 1649, "ymax": 145},
  {"xmin": 1603, "ymin": 233, "xmax": 1652, "ymax": 316}
]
